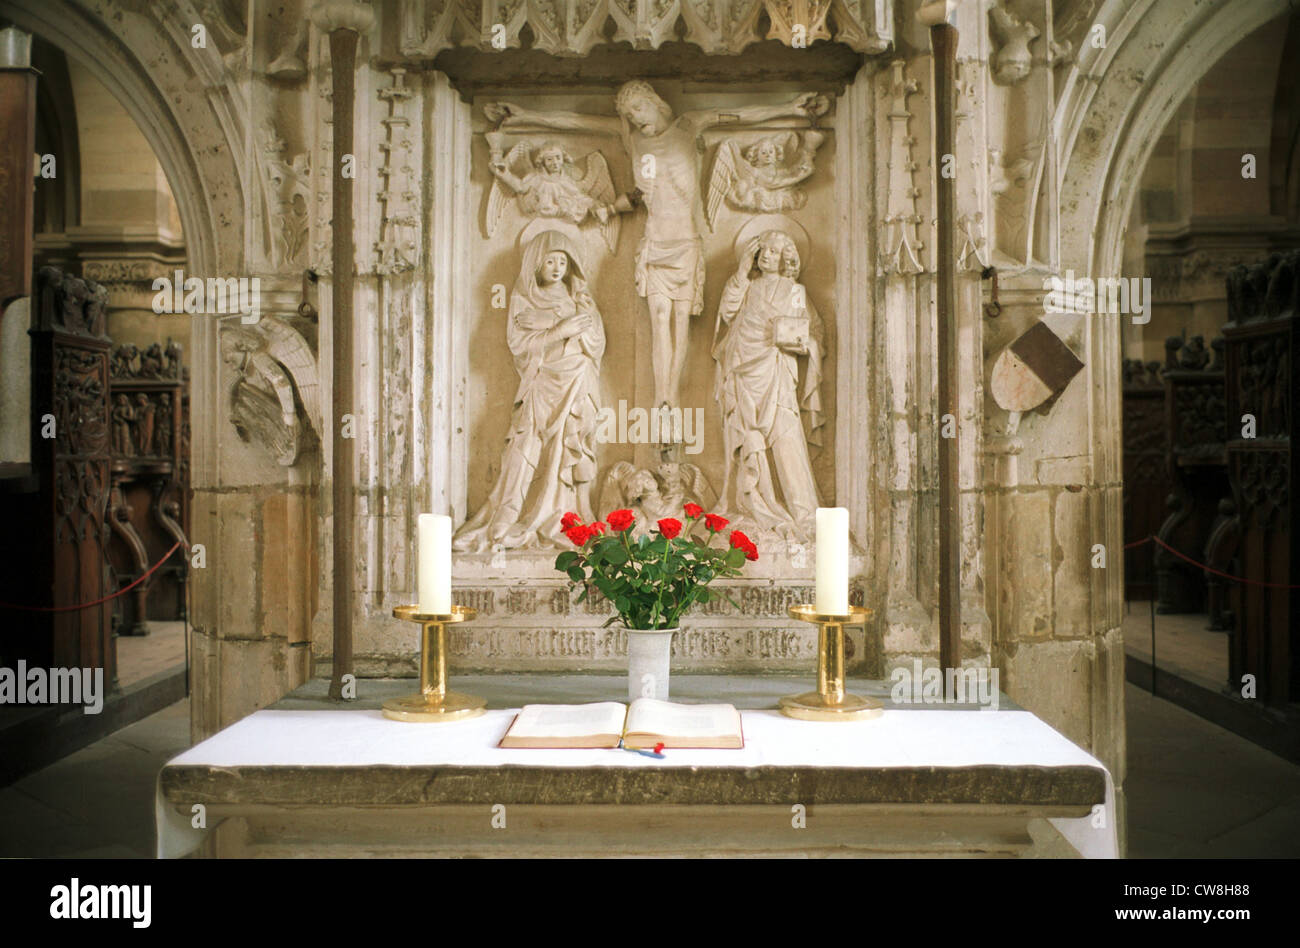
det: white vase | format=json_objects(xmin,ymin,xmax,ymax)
[{"xmin": 626, "ymin": 628, "xmax": 677, "ymax": 701}]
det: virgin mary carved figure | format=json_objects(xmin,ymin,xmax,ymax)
[
  {"xmin": 455, "ymin": 230, "xmax": 605, "ymax": 551},
  {"xmin": 712, "ymin": 229, "xmax": 825, "ymax": 540}
]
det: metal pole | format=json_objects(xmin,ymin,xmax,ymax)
[
  {"xmin": 327, "ymin": 27, "xmax": 358, "ymax": 700},
  {"xmin": 931, "ymin": 20, "xmax": 962, "ymax": 693}
]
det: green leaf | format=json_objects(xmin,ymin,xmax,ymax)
[
  {"xmin": 725, "ymin": 547, "xmax": 745, "ymax": 569},
  {"xmin": 567, "ymin": 566, "xmax": 585, "ymax": 583},
  {"xmin": 555, "ymin": 551, "xmax": 578, "ymax": 571}
]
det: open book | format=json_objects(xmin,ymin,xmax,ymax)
[{"xmin": 499, "ymin": 698, "xmax": 744, "ymax": 750}]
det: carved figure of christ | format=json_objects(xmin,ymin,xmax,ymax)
[{"xmin": 487, "ymin": 84, "xmax": 825, "ymax": 415}]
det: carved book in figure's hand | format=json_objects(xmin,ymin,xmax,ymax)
[{"xmin": 498, "ymin": 699, "xmax": 744, "ymax": 749}]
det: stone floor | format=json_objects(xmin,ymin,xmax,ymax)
[
  {"xmin": 116, "ymin": 620, "xmax": 187, "ymax": 689},
  {"xmin": 1, "ymin": 682, "xmax": 1297, "ymax": 858},
  {"xmin": 1121, "ymin": 601, "xmax": 1228, "ymax": 692}
]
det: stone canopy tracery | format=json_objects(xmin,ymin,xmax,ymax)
[{"xmin": 397, "ymin": 0, "xmax": 894, "ymax": 58}]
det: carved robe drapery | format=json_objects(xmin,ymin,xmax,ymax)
[
  {"xmin": 712, "ymin": 257, "xmax": 824, "ymax": 539},
  {"xmin": 455, "ymin": 230, "xmax": 605, "ymax": 551}
]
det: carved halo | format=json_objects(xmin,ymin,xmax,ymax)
[
  {"xmin": 518, "ymin": 217, "xmax": 583, "ymax": 248},
  {"xmin": 732, "ymin": 214, "xmax": 810, "ymax": 267}
]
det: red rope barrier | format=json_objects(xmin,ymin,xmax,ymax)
[
  {"xmin": 1149, "ymin": 535, "xmax": 1300, "ymax": 590},
  {"xmin": 0, "ymin": 540, "xmax": 184, "ymax": 612}
]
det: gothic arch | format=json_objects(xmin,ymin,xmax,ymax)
[
  {"xmin": 1047, "ymin": 0, "xmax": 1292, "ymax": 590},
  {"xmin": 1, "ymin": 0, "xmax": 251, "ymax": 476}
]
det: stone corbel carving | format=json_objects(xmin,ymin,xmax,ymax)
[
  {"xmin": 879, "ymin": 60, "xmax": 923, "ymax": 276},
  {"xmin": 260, "ymin": 121, "xmax": 312, "ymax": 268},
  {"xmin": 989, "ymin": 1, "xmax": 1039, "ymax": 85},
  {"xmin": 704, "ymin": 130, "xmax": 826, "ymax": 229},
  {"xmin": 484, "ymin": 135, "xmax": 621, "ymax": 253},
  {"xmin": 269, "ymin": 17, "xmax": 309, "ymax": 79},
  {"xmin": 219, "ymin": 316, "xmax": 322, "ymax": 466},
  {"xmin": 310, "ymin": 0, "xmax": 377, "ymax": 33}
]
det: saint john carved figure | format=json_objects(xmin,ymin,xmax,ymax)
[
  {"xmin": 485, "ymin": 83, "xmax": 825, "ymax": 412},
  {"xmin": 455, "ymin": 230, "xmax": 605, "ymax": 552},
  {"xmin": 712, "ymin": 229, "xmax": 825, "ymax": 540}
]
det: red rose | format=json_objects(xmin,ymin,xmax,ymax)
[
  {"xmin": 560, "ymin": 512, "xmax": 581, "ymax": 530},
  {"xmin": 704, "ymin": 513, "xmax": 729, "ymax": 532},
  {"xmin": 588, "ymin": 521, "xmax": 607, "ymax": 536},
  {"xmin": 683, "ymin": 502, "xmax": 703, "ymax": 519},
  {"xmin": 728, "ymin": 529, "xmax": 752, "ymax": 550},
  {"xmin": 564, "ymin": 525, "xmax": 590, "ymax": 546},
  {"xmin": 657, "ymin": 517, "xmax": 682, "ymax": 539},
  {"xmin": 743, "ymin": 540, "xmax": 759, "ymax": 562},
  {"xmin": 607, "ymin": 509, "xmax": 635, "ymax": 532}
]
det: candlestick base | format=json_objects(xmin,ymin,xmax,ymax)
[
  {"xmin": 384, "ymin": 605, "xmax": 486, "ymax": 723},
  {"xmin": 781, "ymin": 604, "xmax": 882, "ymax": 721},
  {"xmin": 381, "ymin": 691, "xmax": 487, "ymax": 722},
  {"xmin": 778, "ymin": 691, "xmax": 882, "ymax": 721}
]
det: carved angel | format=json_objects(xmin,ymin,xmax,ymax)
[
  {"xmin": 598, "ymin": 460, "xmax": 717, "ymax": 539},
  {"xmin": 485, "ymin": 135, "xmax": 620, "ymax": 252},
  {"xmin": 219, "ymin": 316, "xmax": 322, "ymax": 466},
  {"xmin": 705, "ymin": 131, "xmax": 825, "ymax": 229}
]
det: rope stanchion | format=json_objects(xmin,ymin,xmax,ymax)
[{"xmin": 0, "ymin": 540, "xmax": 184, "ymax": 612}]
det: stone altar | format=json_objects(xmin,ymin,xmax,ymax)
[{"xmin": 156, "ymin": 675, "xmax": 1114, "ymax": 859}]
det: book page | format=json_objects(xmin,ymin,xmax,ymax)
[
  {"xmin": 505, "ymin": 702, "xmax": 628, "ymax": 740},
  {"xmin": 624, "ymin": 698, "xmax": 741, "ymax": 740}
]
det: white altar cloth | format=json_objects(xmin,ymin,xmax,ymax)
[{"xmin": 156, "ymin": 707, "xmax": 1116, "ymax": 858}]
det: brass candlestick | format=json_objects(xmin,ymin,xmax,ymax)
[
  {"xmin": 383, "ymin": 604, "xmax": 486, "ymax": 722},
  {"xmin": 780, "ymin": 604, "xmax": 882, "ymax": 721}
]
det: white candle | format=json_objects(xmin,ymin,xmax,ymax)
[
  {"xmin": 418, "ymin": 514, "xmax": 452, "ymax": 614},
  {"xmin": 815, "ymin": 507, "xmax": 849, "ymax": 615}
]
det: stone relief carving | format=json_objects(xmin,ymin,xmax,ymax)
[
  {"xmin": 879, "ymin": 60, "xmax": 923, "ymax": 276},
  {"xmin": 260, "ymin": 121, "xmax": 312, "ymax": 268},
  {"xmin": 219, "ymin": 316, "xmax": 322, "ymax": 466},
  {"xmin": 484, "ymin": 135, "xmax": 621, "ymax": 252},
  {"xmin": 455, "ymin": 230, "xmax": 605, "ymax": 552},
  {"xmin": 704, "ymin": 129, "xmax": 826, "ymax": 228},
  {"xmin": 398, "ymin": 0, "xmax": 893, "ymax": 56},
  {"xmin": 376, "ymin": 68, "xmax": 419, "ymax": 274},
  {"xmin": 989, "ymin": 146, "xmax": 1035, "ymax": 264},
  {"xmin": 598, "ymin": 459, "xmax": 717, "ymax": 537},
  {"xmin": 487, "ymin": 82, "xmax": 826, "ymax": 410},
  {"xmin": 711, "ymin": 225, "xmax": 824, "ymax": 542},
  {"xmin": 989, "ymin": 1, "xmax": 1039, "ymax": 85}
]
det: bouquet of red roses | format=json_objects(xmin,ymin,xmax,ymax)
[{"xmin": 555, "ymin": 504, "xmax": 759, "ymax": 630}]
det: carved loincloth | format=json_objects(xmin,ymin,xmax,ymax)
[{"xmin": 635, "ymin": 236, "xmax": 704, "ymax": 314}]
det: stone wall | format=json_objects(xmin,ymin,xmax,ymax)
[{"xmin": 17, "ymin": 6, "xmax": 1300, "ymax": 863}]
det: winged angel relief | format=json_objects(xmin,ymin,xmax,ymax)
[
  {"xmin": 705, "ymin": 129, "xmax": 826, "ymax": 230},
  {"xmin": 485, "ymin": 134, "xmax": 621, "ymax": 252}
]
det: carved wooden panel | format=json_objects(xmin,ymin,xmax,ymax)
[
  {"xmin": 0, "ymin": 268, "xmax": 113, "ymax": 681},
  {"xmin": 1154, "ymin": 336, "xmax": 1228, "ymax": 614},
  {"xmin": 1223, "ymin": 250, "xmax": 1297, "ymax": 708},
  {"xmin": 1121, "ymin": 359, "xmax": 1167, "ymax": 601}
]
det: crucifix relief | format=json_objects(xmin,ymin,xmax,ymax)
[{"xmin": 485, "ymin": 82, "xmax": 828, "ymax": 414}]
